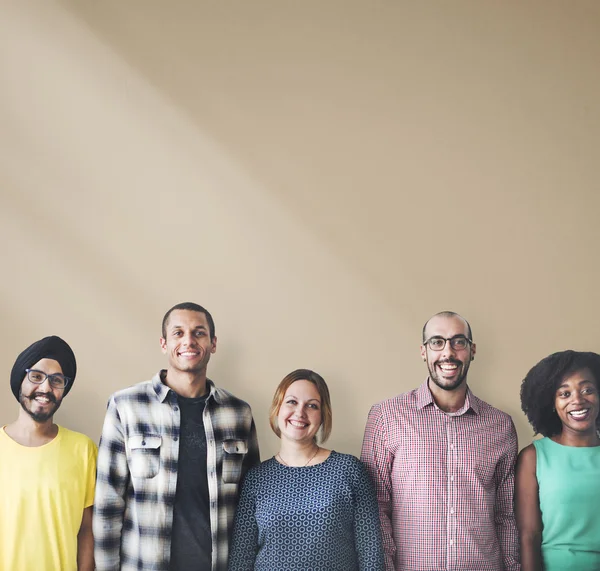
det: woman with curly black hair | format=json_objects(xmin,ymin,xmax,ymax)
[{"xmin": 516, "ymin": 350, "xmax": 600, "ymax": 571}]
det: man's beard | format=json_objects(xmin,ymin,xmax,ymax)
[
  {"xmin": 19, "ymin": 390, "xmax": 62, "ymax": 422},
  {"xmin": 428, "ymin": 358, "xmax": 470, "ymax": 391}
]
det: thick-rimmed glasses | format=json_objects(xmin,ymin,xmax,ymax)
[
  {"xmin": 424, "ymin": 335, "xmax": 472, "ymax": 351},
  {"xmin": 25, "ymin": 369, "xmax": 70, "ymax": 390}
]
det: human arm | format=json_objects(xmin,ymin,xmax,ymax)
[
  {"xmin": 242, "ymin": 418, "xmax": 260, "ymax": 476},
  {"xmin": 93, "ymin": 397, "xmax": 130, "ymax": 571},
  {"xmin": 227, "ymin": 473, "xmax": 259, "ymax": 571},
  {"xmin": 77, "ymin": 506, "xmax": 94, "ymax": 571},
  {"xmin": 360, "ymin": 405, "xmax": 395, "ymax": 571},
  {"xmin": 352, "ymin": 460, "xmax": 385, "ymax": 571},
  {"xmin": 494, "ymin": 419, "xmax": 521, "ymax": 571},
  {"xmin": 515, "ymin": 444, "xmax": 543, "ymax": 571},
  {"xmin": 78, "ymin": 440, "xmax": 97, "ymax": 571}
]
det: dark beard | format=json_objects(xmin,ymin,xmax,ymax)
[
  {"xmin": 428, "ymin": 359, "xmax": 469, "ymax": 391},
  {"xmin": 19, "ymin": 391, "xmax": 61, "ymax": 423}
]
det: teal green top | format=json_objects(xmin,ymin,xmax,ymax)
[{"xmin": 534, "ymin": 437, "xmax": 600, "ymax": 571}]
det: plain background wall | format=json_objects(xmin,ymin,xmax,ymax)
[{"xmin": 1, "ymin": 0, "xmax": 599, "ymax": 459}]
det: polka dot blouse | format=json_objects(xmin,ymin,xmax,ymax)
[{"xmin": 228, "ymin": 451, "xmax": 384, "ymax": 570}]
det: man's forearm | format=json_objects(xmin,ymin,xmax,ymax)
[{"xmin": 77, "ymin": 507, "xmax": 95, "ymax": 571}]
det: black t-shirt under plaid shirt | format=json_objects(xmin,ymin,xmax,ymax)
[
  {"xmin": 93, "ymin": 372, "xmax": 261, "ymax": 571},
  {"xmin": 169, "ymin": 393, "xmax": 211, "ymax": 570}
]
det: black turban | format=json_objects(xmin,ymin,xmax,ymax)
[{"xmin": 10, "ymin": 336, "xmax": 77, "ymax": 401}]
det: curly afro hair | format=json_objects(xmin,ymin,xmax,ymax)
[{"xmin": 520, "ymin": 350, "xmax": 600, "ymax": 437}]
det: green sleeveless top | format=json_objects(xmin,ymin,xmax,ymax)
[{"xmin": 534, "ymin": 437, "xmax": 600, "ymax": 570}]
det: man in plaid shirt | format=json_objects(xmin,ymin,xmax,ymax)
[
  {"xmin": 93, "ymin": 302, "xmax": 260, "ymax": 571},
  {"xmin": 361, "ymin": 311, "xmax": 520, "ymax": 571}
]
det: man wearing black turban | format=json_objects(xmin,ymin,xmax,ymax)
[{"xmin": 0, "ymin": 336, "xmax": 97, "ymax": 571}]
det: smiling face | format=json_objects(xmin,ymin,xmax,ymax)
[
  {"xmin": 19, "ymin": 358, "xmax": 65, "ymax": 423},
  {"xmin": 160, "ymin": 309, "xmax": 217, "ymax": 375},
  {"xmin": 277, "ymin": 380, "xmax": 323, "ymax": 444},
  {"xmin": 554, "ymin": 367, "xmax": 599, "ymax": 437},
  {"xmin": 420, "ymin": 314, "xmax": 476, "ymax": 392}
]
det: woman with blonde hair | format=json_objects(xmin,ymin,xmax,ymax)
[{"xmin": 228, "ymin": 369, "xmax": 383, "ymax": 571}]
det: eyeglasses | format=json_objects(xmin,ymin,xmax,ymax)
[
  {"xmin": 424, "ymin": 335, "xmax": 472, "ymax": 351},
  {"xmin": 25, "ymin": 369, "xmax": 70, "ymax": 390}
]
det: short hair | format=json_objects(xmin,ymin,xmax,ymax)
[
  {"xmin": 161, "ymin": 302, "xmax": 216, "ymax": 340},
  {"xmin": 422, "ymin": 311, "xmax": 473, "ymax": 343},
  {"xmin": 520, "ymin": 350, "xmax": 600, "ymax": 437},
  {"xmin": 269, "ymin": 369, "xmax": 333, "ymax": 443}
]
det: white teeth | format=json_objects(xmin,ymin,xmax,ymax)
[
  {"xmin": 439, "ymin": 364, "xmax": 458, "ymax": 371},
  {"xmin": 569, "ymin": 410, "xmax": 588, "ymax": 418},
  {"xmin": 289, "ymin": 420, "xmax": 308, "ymax": 428}
]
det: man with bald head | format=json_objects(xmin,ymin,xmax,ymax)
[
  {"xmin": 361, "ymin": 311, "xmax": 519, "ymax": 571},
  {"xmin": 0, "ymin": 335, "xmax": 97, "ymax": 571}
]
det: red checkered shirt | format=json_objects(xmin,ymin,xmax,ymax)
[{"xmin": 361, "ymin": 379, "xmax": 520, "ymax": 571}]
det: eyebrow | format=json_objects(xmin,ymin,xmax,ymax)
[
  {"xmin": 30, "ymin": 368, "xmax": 65, "ymax": 376},
  {"xmin": 558, "ymin": 379, "xmax": 596, "ymax": 389},
  {"xmin": 170, "ymin": 325, "xmax": 207, "ymax": 330},
  {"xmin": 285, "ymin": 394, "xmax": 321, "ymax": 402}
]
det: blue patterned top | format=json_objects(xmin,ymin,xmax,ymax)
[{"xmin": 228, "ymin": 451, "xmax": 384, "ymax": 571}]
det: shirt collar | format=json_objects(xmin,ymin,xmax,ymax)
[
  {"xmin": 152, "ymin": 370, "xmax": 220, "ymax": 403},
  {"xmin": 416, "ymin": 377, "xmax": 480, "ymax": 416}
]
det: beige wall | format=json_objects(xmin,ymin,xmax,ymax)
[{"xmin": 1, "ymin": 0, "xmax": 599, "ymax": 459}]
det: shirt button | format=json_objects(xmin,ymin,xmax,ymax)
[
  {"xmin": 174, "ymin": 437, "xmax": 179, "ymax": 442},
  {"xmin": 449, "ymin": 444, "xmax": 454, "ymax": 450},
  {"xmin": 449, "ymin": 540, "xmax": 454, "ymax": 546},
  {"xmin": 141, "ymin": 440, "xmax": 146, "ymax": 446},
  {"xmin": 450, "ymin": 508, "xmax": 455, "ymax": 514},
  {"xmin": 174, "ymin": 406, "xmax": 179, "ymax": 411},
  {"xmin": 450, "ymin": 476, "xmax": 455, "ymax": 482}
]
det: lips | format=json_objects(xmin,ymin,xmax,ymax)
[
  {"xmin": 178, "ymin": 350, "xmax": 200, "ymax": 358},
  {"xmin": 30, "ymin": 393, "xmax": 56, "ymax": 405},
  {"xmin": 568, "ymin": 409, "xmax": 591, "ymax": 420},
  {"xmin": 437, "ymin": 360, "xmax": 460, "ymax": 374}
]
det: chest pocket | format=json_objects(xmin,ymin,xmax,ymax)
[
  {"xmin": 222, "ymin": 439, "xmax": 247, "ymax": 484},
  {"xmin": 128, "ymin": 435, "xmax": 162, "ymax": 479}
]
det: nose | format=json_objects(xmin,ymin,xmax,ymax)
[
  {"xmin": 182, "ymin": 332, "xmax": 197, "ymax": 346},
  {"xmin": 293, "ymin": 405, "xmax": 307, "ymax": 418},
  {"xmin": 34, "ymin": 378, "xmax": 55, "ymax": 393},
  {"xmin": 441, "ymin": 341, "xmax": 456, "ymax": 358},
  {"xmin": 570, "ymin": 391, "xmax": 585, "ymax": 404}
]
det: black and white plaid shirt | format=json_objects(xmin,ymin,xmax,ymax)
[{"xmin": 93, "ymin": 371, "xmax": 260, "ymax": 571}]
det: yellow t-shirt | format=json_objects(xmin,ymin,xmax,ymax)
[{"xmin": 0, "ymin": 425, "xmax": 97, "ymax": 571}]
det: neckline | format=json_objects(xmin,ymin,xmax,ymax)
[
  {"xmin": 177, "ymin": 393, "xmax": 209, "ymax": 405},
  {"xmin": 273, "ymin": 449, "xmax": 335, "ymax": 468},
  {"xmin": 1, "ymin": 425, "xmax": 62, "ymax": 449},
  {"xmin": 544, "ymin": 436, "xmax": 600, "ymax": 450}
]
